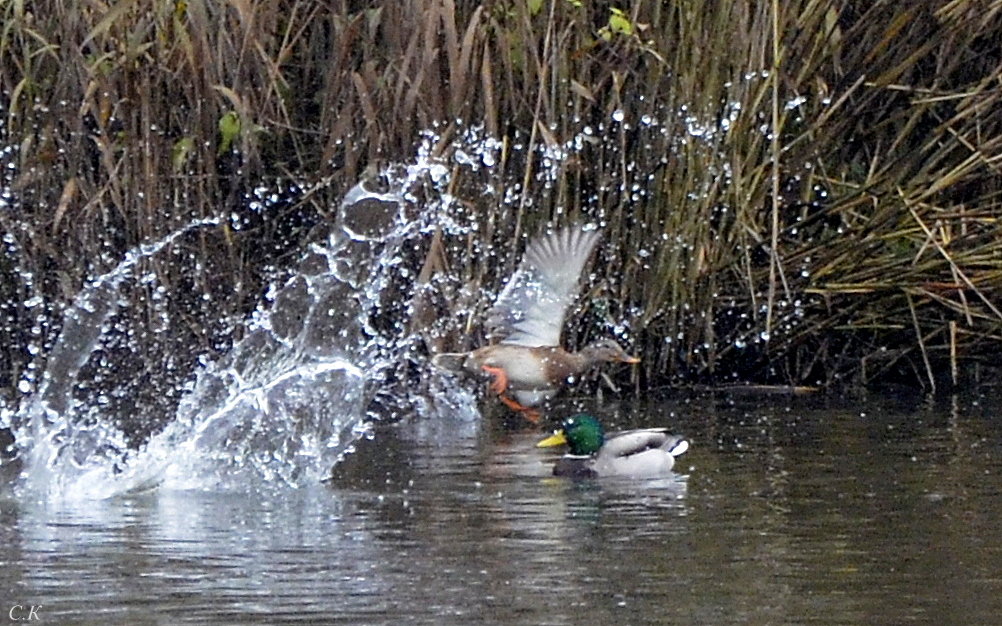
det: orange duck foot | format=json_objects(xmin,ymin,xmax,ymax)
[
  {"xmin": 521, "ymin": 408, "xmax": 542, "ymax": 424},
  {"xmin": 481, "ymin": 365, "xmax": 510, "ymax": 395},
  {"xmin": 482, "ymin": 366, "xmax": 540, "ymax": 423},
  {"xmin": 497, "ymin": 393, "xmax": 541, "ymax": 424}
]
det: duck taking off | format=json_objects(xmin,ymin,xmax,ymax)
[{"xmin": 432, "ymin": 224, "xmax": 639, "ymax": 422}]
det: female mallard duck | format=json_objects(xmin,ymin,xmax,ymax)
[
  {"xmin": 537, "ymin": 414, "xmax": 689, "ymax": 478},
  {"xmin": 432, "ymin": 225, "xmax": 638, "ymax": 422}
]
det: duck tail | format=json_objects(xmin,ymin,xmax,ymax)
[
  {"xmin": 667, "ymin": 438, "xmax": 689, "ymax": 458},
  {"xmin": 430, "ymin": 352, "xmax": 467, "ymax": 372}
]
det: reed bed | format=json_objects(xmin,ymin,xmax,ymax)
[{"xmin": 2, "ymin": 0, "xmax": 1002, "ymax": 431}]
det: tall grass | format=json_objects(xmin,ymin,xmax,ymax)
[{"xmin": 2, "ymin": 0, "xmax": 1001, "ymax": 430}]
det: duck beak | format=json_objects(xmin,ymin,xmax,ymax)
[
  {"xmin": 536, "ymin": 430, "xmax": 568, "ymax": 448},
  {"xmin": 621, "ymin": 354, "xmax": 640, "ymax": 364}
]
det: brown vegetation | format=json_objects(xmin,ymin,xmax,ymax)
[{"xmin": 2, "ymin": 0, "xmax": 1002, "ymax": 423}]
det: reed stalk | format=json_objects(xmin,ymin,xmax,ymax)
[{"xmin": 2, "ymin": 0, "xmax": 1002, "ymax": 435}]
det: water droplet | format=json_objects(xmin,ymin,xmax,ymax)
[{"xmin": 785, "ymin": 96, "xmax": 807, "ymax": 110}]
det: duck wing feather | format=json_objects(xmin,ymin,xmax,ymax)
[
  {"xmin": 486, "ymin": 225, "xmax": 600, "ymax": 347},
  {"xmin": 601, "ymin": 428, "xmax": 674, "ymax": 459}
]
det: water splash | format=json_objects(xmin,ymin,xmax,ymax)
[
  {"xmin": 8, "ymin": 218, "xmax": 222, "ymax": 496},
  {"xmin": 1, "ymin": 144, "xmax": 484, "ymax": 501}
]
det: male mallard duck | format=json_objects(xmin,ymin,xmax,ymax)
[
  {"xmin": 537, "ymin": 414, "xmax": 689, "ymax": 478},
  {"xmin": 432, "ymin": 225, "xmax": 639, "ymax": 421}
]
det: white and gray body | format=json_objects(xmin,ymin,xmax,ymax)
[{"xmin": 554, "ymin": 429, "xmax": 690, "ymax": 478}]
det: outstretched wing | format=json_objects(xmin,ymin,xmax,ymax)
[{"xmin": 486, "ymin": 225, "xmax": 601, "ymax": 347}]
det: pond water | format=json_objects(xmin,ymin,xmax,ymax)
[{"xmin": 2, "ymin": 389, "xmax": 1002, "ymax": 624}]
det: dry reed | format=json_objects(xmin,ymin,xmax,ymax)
[{"xmin": 2, "ymin": 0, "xmax": 1002, "ymax": 434}]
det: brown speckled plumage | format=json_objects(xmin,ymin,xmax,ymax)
[{"xmin": 432, "ymin": 225, "xmax": 638, "ymax": 420}]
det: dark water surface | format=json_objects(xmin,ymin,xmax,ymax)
[{"xmin": 3, "ymin": 390, "xmax": 1002, "ymax": 624}]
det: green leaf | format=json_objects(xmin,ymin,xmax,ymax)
[
  {"xmin": 218, "ymin": 111, "xmax": 241, "ymax": 154},
  {"xmin": 608, "ymin": 7, "xmax": 633, "ymax": 36},
  {"xmin": 527, "ymin": 0, "xmax": 543, "ymax": 16},
  {"xmin": 171, "ymin": 136, "xmax": 195, "ymax": 172}
]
